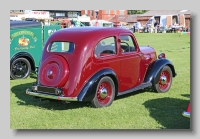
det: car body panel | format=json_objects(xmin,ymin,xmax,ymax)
[{"xmin": 26, "ymin": 27, "xmax": 176, "ymax": 107}]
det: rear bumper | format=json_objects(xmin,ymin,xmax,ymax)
[{"xmin": 26, "ymin": 89, "xmax": 78, "ymax": 101}]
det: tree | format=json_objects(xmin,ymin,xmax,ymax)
[{"xmin": 127, "ymin": 10, "xmax": 148, "ymax": 15}]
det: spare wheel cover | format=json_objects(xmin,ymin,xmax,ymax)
[{"xmin": 39, "ymin": 55, "xmax": 69, "ymax": 87}]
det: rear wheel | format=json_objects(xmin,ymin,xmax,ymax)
[
  {"xmin": 10, "ymin": 58, "xmax": 31, "ymax": 80},
  {"xmin": 154, "ymin": 66, "xmax": 172, "ymax": 93},
  {"xmin": 91, "ymin": 76, "xmax": 115, "ymax": 108}
]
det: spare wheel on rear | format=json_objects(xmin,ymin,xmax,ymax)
[{"xmin": 39, "ymin": 55, "xmax": 69, "ymax": 87}]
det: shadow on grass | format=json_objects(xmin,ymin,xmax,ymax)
[
  {"xmin": 11, "ymin": 82, "xmax": 92, "ymax": 110},
  {"xmin": 143, "ymin": 97, "xmax": 190, "ymax": 129},
  {"xmin": 181, "ymin": 94, "xmax": 190, "ymax": 98},
  {"xmin": 11, "ymin": 82, "xmax": 152, "ymax": 110},
  {"xmin": 115, "ymin": 88, "xmax": 153, "ymax": 101},
  {"xmin": 10, "ymin": 71, "xmax": 37, "ymax": 80},
  {"xmin": 29, "ymin": 72, "xmax": 37, "ymax": 79}
]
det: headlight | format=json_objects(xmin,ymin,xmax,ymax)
[{"xmin": 158, "ymin": 53, "xmax": 166, "ymax": 59}]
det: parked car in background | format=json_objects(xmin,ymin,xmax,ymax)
[
  {"xmin": 91, "ymin": 20, "xmax": 113, "ymax": 27},
  {"xmin": 113, "ymin": 23, "xmax": 129, "ymax": 29},
  {"xmin": 26, "ymin": 27, "xmax": 177, "ymax": 108}
]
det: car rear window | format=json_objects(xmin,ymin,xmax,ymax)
[{"xmin": 48, "ymin": 41, "xmax": 75, "ymax": 53}]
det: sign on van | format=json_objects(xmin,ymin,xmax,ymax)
[{"xmin": 19, "ymin": 11, "xmax": 50, "ymax": 19}]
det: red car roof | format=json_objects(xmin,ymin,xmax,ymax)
[{"xmin": 46, "ymin": 27, "xmax": 133, "ymax": 50}]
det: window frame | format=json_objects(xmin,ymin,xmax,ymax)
[
  {"xmin": 94, "ymin": 36, "xmax": 117, "ymax": 58},
  {"xmin": 47, "ymin": 41, "xmax": 75, "ymax": 53},
  {"xmin": 119, "ymin": 35, "xmax": 136, "ymax": 53}
]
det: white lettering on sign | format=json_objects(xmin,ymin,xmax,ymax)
[
  {"xmin": 25, "ymin": 11, "xmax": 50, "ymax": 19},
  {"xmin": 31, "ymin": 11, "xmax": 49, "ymax": 15}
]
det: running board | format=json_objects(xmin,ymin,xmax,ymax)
[{"xmin": 117, "ymin": 82, "xmax": 152, "ymax": 96}]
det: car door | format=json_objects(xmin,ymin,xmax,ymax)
[
  {"xmin": 93, "ymin": 36, "xmax": 121, "ymax": 77},
  {"xmin": 118, "ymin": 34, "xmax": 142, "ymax": 92}
]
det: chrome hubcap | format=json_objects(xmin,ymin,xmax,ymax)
[
  {"xmin": 47, "ymin": 70, "xmax": 53, "ymax": 79},
  {"xmin": 160, "ymin": 75, "xmax": 167, "ymax": 85},
  {"xmin": 47, "ymin": 70, "xmax": 53, "ymax": 76},
  {"xmin": 99, "ymin": 87, "xmax": 108, "ymax": 99}
]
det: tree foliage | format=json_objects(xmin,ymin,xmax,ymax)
[{"xmin": 128, "ymin": 10, "xmax": 148, "ymax": 15}]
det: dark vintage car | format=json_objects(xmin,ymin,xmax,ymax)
[{"xmin": 26, "ymin": 27, "xmax": 177, "ymax": 108}]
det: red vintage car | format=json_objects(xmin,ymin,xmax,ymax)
[{"xmin": 26, "ymin": 27, "xmax": 177, "ymax": 108}]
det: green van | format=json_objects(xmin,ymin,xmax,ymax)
[{"xmin": 10, "ymin": 20, "xmax": 61, "ymax": 80}]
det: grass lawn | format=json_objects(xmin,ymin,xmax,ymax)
[{"xmin": 10, "ymin": 32, "xmax": 190, "ymax": 129}]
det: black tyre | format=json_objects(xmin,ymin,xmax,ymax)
[
  {"xmin": 91, "ymin": 76, "xmax": 115, "ymax": 108},
  {"xmin": 10, "ymin": 58, "xmax": 31, "ymax": 80},
  {"xmin": 154, "ymin": 66, "xmax": 173, "ymax": 93}
]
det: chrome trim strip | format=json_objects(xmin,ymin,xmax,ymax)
[{"xmin": 26, "ymin": 89, "xmax": 78, "ymax": 101}]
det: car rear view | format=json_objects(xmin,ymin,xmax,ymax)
[{"xmin": 27, "ymin": 40, "xmax": 78, "ymax": 101}]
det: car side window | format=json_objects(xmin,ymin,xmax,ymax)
[
  {"xmin": 95, "ymin": 37, "xmax": 116, "ymax": 57},
  {"xmin": 120, "ymin": 35, "xmax": 136, "ymax": 53}
]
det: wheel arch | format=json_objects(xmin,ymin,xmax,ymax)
[
  {"xmin": 144, "ymin": 58, "xmax": 176, "ymax": 85},
  {"xmin": 77, "ymin": 68, "xmax": 118, "ymax": 102},
  {"xmin": 10, "ymin": 52, "xmax": 36, "ymax": 71}
]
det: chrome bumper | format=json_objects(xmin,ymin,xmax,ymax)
[{"xmin": 26, "ymin": 89, "xmax": 78, "ymax": 101}]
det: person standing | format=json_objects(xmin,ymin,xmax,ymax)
[
  {"xmin": 150, "ymin": 23, "xmax": 154, "ymax": 33},
  {"xmin": 133, "ymin": 23, "xmax": 136, "ymax": 33},
  {"xmin": 154, "ymin": 21, "xmax": 159, "ymax": 33}
]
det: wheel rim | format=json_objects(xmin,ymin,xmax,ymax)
[
  {"xmin": 159, "ymin": 70, "xmax": 171, "ymax": 90},
  {"xmin": 11, "ymin": 60, "xmax": 28, "ymax": 78},
  {"xmin": 97, "ymin": 81, "xmax": 112, "ymax": 105}
]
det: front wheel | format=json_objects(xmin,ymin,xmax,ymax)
[
  {"xmin": 91, "ymin": 76, "xmax": 115, "ymax": 108},
  {"xmin": 10, "ymin": 58, "xmax": 31, "ymax": 80},
  {"xmin": 154, "ymin": 66, "xmax": 173, "ymax": 93}
]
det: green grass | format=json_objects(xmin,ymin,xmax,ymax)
[{"xmin": 10, "ymin": 33, "xmax": 190, "ymax": 129}]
